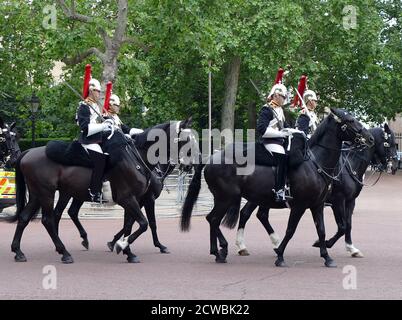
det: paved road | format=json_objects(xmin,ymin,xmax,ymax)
[{"xmin": 1, "ymin": 170, "xmax": 402, "ymax": 300}]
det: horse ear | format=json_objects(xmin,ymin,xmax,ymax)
[
  {"xmin": 9, "ymin": 122, "xmax": 16, "ymax": 131},
  {"xmin": 384, "ymin": 123, "xmax": 391, "ymax": 134},
  {"xmin": 180, "ymin": 117, "xmax": 193, "ymax": 129},
  {"xmin": 0, "ymin": 117, "xmax": 4, "ymax": 128}
]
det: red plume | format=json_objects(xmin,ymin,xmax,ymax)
[
  {"xmin": 82, "ymin": 64, "xmax": 92, "ymax": 98},
  {"xmin": 274, "ymin": 68, "xmax": 285, "ymax": 84},
  {"xmin": 103, "ymin": 81, "xmax": 113, "ymax": 112},
  {"xmin": 292, "ymin": 75, "xmax": 307, "ymax": 107}
]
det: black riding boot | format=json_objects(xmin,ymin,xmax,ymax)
[
  {"xmin": 273, "ymin": 153, "xmax": 290, "ymax": 202},
  {"xmin": 87, "ymin": 149, "xmax": 106, "ymax": 203}
]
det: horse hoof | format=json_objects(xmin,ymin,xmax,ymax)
[
  {"xmin": 14, "ymin": 254, "xmax": 27, "ymax": 262},
  {"xmin": 107, "ymin": 242, "xmax": 115, "ymax": 252},
  {"xmin": 238, "ymin": 249, "xmax": 250, "ymax": 256},
  {"xmin": 215, "ymin": 256, "xmax": 227, "ymax": 263},
  {"xmin": 116, "ymin": 246, "xmax": 122, "ymax": 255},
  {"xmin": 324, "ymin": 258, "xmax": 337, "ymax": 268},
  {"xmin": 127, "ymin": 256, "xmax": 140, "ymax": 263},
  {"xmin": 81, "ymin": 239, "xmax": 89, "ymax": 250},
  {"xmin": 159, "ymin": 247, "xmax": 170, "ymax": 254},
  {"xmin": 351, "ymin": 251, "xmax": 364, "ymax": 258},
  {"xmin": 62, "ymin": 255, "xmax": 74, "ymax": 264},
  {"xmin": 275, "ymin": 259, "xmax": 288, "ymax": 267},
  {"xmin": 219, "ymin": 249, "xmax": 228, "ymax": 259}
]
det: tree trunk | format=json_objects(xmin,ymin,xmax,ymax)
[
  {"xmin": 101, "ymin": 54, "xmax": 118, "ymax": 85},
  {"xmin": 247, "ymin": 101, "xmax": 257, "ymax": 129},
  {"xmin": 221, "ymin": 56, "xmax": 241, "ymax": 133}
]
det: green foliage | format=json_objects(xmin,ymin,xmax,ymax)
[
  {"xmin": 18, "ymin": 137, "xmax": 72, "ymax": 151},
  {"xmin": 1, "ymin": 0, "xmax": 401, "ymax": 140}
]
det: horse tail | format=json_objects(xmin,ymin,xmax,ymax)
[
  {"xmin": 4, "ymin": 150, "xmax": 28, "ymax": 223},
  {"xmin": 221, "ymin": 197, "xmax": 241, "ymax": 229},
  {"xmin": 180, "ymin": 162, "xmax": 205, "ymax": 231}
]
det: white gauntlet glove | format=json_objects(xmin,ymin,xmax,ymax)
[
  {"xmin": 280, "ymin": 128, "xmax": 291, "ymax": 137},
  {"xmin": 102, "ymin": 119, "xmax": 114, "ymax": 131},
  {"xmin": 129, "ymin": 128, "xmax": 144, "ymax": 136}
]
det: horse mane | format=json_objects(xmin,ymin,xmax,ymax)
[
  {"xmin": 134, "ymin": 121, "xmax": 172, "ymax": 149},
  {"xmin": 308, "ymin": 115, "xmax": 331, "ymax": 148}
]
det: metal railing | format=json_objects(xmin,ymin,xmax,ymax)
[{"xmin": 65, "ymin": 168, "xmax": 214, "ymax": 219}]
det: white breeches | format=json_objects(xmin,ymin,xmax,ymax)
[{"xmin": 82, "ymin": 143, "xmax": 103, "ymax": 154}]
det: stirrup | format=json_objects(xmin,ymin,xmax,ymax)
[
  {"xmin": 273, "ymin": 189, "xmax": 286, "ymax": 202},
  {"xmin": 273, "ymin": 189, "xmax": 292, "ymax": 203},
  {"xmin": 284, "ymin": 185, "xmax": 293, "ymax": 200},
  {"xmin": 88, "ymin": 190, "xmax": 108, "ymax": 204}
]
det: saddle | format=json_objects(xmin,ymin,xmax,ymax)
[
  {"xmin": 46, "ymin": 136, "xmax": 151, "ymax": 176},
  {"xmin": 46, "ymin": 140, "xmax": 92, "ymax": 168},
  {"xmin": 237, "ymin": 131, "xmax": 308, "ymax": 168}
]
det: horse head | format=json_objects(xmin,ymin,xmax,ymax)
[
  {"xmin": 370, "ymin": 124, "xmax": 398, "ymax": 174},
  {"xmin": 329, "ymin": 108, "xmax": 374, "ymax": 149},
  {"xmin": 0, "ymin": 120, "xmax": 21, "ymax": 169},
  {"xmin": 175, "ymin": 117, "xmax": 201, "ymax": 172}
]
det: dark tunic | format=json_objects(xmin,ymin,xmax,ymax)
[
  {"xmin": 256, "ymin": 104, "xmax": 288, "ymax": 145},
  {"xmin": 76, "ymin": 101, "xmax": 103, "ymax": 144},
  {"xmin": 296, "ymin": 113, "xmax": 310, "ymax": 136},
  {"xmin": 103, "ymin": 114, "xmax": 130, "ymax": 134}
]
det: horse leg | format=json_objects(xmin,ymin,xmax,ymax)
[
  {"xmin": 274, "ymin": 206, "xmax": 306, "ymax": 267},
  {"xmin": 215, "ymin": 226, "xmax": 229, "ymax": 263},
  {"xmin": 11, "ymin": 199, "xmax": 40, "ymax": 262},
  {"xmin": 236, "ymin": 201, "xmax": 257, "ymax": 256},
  {"xmin": 313, "ymin": 197, "xmax": 345, "ymax": 248},
  {"xmin": 344, "ymin": 200, "xmax": 363, "ymax": 257},
  {"xmin": 122, "ymin": 246, "xmax": 139, "ymax": 263},
  {"xmin": 144, "ymin": 195, "xmax": 169, "ymax": 254},
  {"xmin": 67, "ymin": 199, "xmax": 88, "ymax": 250},
  {"xmin": 53, "ymin": 194, "xmax": 70, "ymax": 236},
  {"xmin": 311, "ymin": 205, "xmax": 337, "ymax": 267},
  {"xmin": 256, "ymin": 207, "xmax": 281, "ymax": 249},
  {"xmin": 109, "ymin": 210, "xmax": 134, "ymax": 252},
  {"xmin": 40, "ymin": 196, "xmax": 74, "ymax": 264},
  {"xmin": 116, "ymin": 198, "xmax": 148, "ymax": 263},
  {"xmin": 206, "ymin": 200, "xmax": 232, "ymax": 263}
]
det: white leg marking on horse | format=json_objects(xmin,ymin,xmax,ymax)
[
  {"xmin": 270, "ymin": 232, "xmax": 281, "ymax": 249},
  {"xmin": 236, "ymin": 228, "xmax": 247, "ymax": 251},
  {"xmin": 346, "ymin": 243, "xmax": 364, "ymax": 257},
  {"xmin": 116, "ymin": 236, "xmax": 129, "ymax": 250}
]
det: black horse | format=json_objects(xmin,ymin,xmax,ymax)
[
  {"xmin": 181, "ymin": 108, "xmax": 374, "ymax": 268},
  {"xmin": 312, "ymin": 124, "xmax": 398, "ymax": 257},
  {"xmin": 4, "ymin": 119, "xmax": 192, "ymax": 264},
  {"xmin": 0, "ymin": 117, "xmax": 21, "ymax": 169},
  {"xmin": 234, "ymin": 124, "xmax": 398, "ymax": 258},
  {"xmin": 50, "ymin": 125, "xmax": 197, "ymax": 261},
  {"xmin": 52, "ymin": 159, "xmax": 192, "ymax": 258}
]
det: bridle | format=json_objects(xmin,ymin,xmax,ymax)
[
  {"xmin": 310, "ymin": 116, "xmax": 374, "ymax": 182},
  {"xmin": 342, "ymin": 129, "xmax": 396, "ymax": 186}
]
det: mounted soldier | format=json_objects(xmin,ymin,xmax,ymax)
[
  {"xmin": 103, "ymin": 91, "xmax": 144, "ymax": 137},
  {"xmin": 256, "ymin": 68, "xmax": 292, "ymax": 203},
  {"xmin": 296, "ymin": 89, "xmax": 319, "ymax": 138},
  {"xmin": 76, "ymin": 68, "xmax": 113, "ymax": 203}
]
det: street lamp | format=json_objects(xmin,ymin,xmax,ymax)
[{"xmin": 29, "ymin": 93, "xmax": 40, "ymax": 147}]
